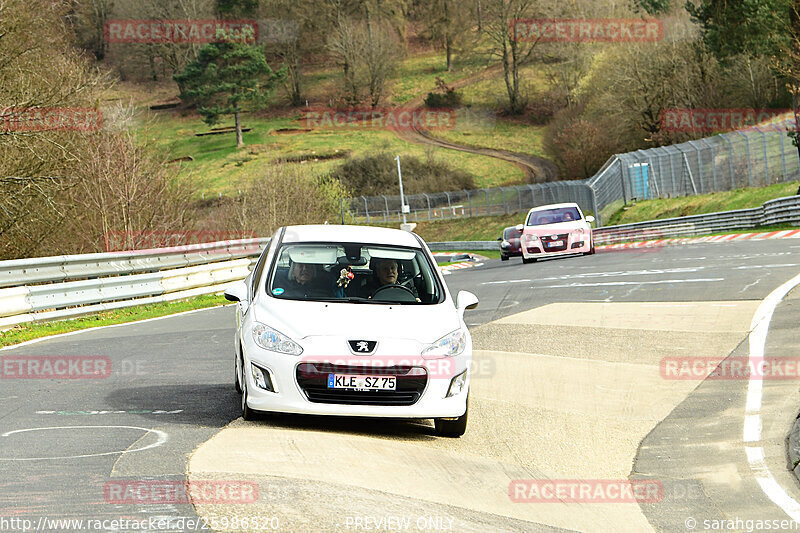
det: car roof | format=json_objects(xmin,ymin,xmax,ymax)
[
  {"xmin": 281, "ymin": 225, "xmax": 423, "ymax": 248},
  {"xmin": 526, "ymin": 202, "xmax": 580, "ymax": 213}
]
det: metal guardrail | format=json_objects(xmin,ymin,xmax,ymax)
[
  {"xmin": 0, "ymin": 239, "xmax": 268, "ymax": 329},
  {"xmin": 0, "ymin": 238, "xmax": 269, "ymax": 288}
]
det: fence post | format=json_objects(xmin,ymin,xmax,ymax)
[
  {"xmin": 589, "ymin": 183, "xmax": 601, "ymax": 227},
  {"xmin": 464, "ymin": 190, "xmax": 471, "ymax": 216},
  {"xmin": 773, "ymin": 123, "xmax": 788, "ymax": 182},
  {"xmin": 381, "ymin": 195, "xmax": 389, "ymax": 222},
  {"xmin": 527, "ymin": 184, "xmax": 535, "ymax": 206},
  {"xmin": 756, "ymin": 127, "xmax": 769, "ymax": 185},
  {"xmin": 423, "ymin": 193, "xmax": 432, "ymax": 220},
  {"xmin": 722, "ymin": 134, "xmax": 735, "ymax": 189},
  {"xmin": 699, "ymin": 139, "xmax": 718, "ymax": 191},
  {"xmin": 515, "ymin": 185, "xmax": 523, "ymax": 212},
  {"xmin": 620, "ymin": 158, "xmax": 628, "ymax": 205},
  {"xmin": 687, "ymin": 141, "xmax": 704, "ymax": 193},
  {"xmin": 361, "ymin": 196, "xmax": 370, "ymax": 223},
  {"xmin": 736, "ymin": 131, "xmax": 753, "ymax": 187},
  {"xmin": 482, "ymin": 188, "xmax": 489, "ymax": 216},
  {"xmin": 445, "ymin": 191, "xmax": 453, "ymax": 218},
  {"xmin": 502, "ymin": 188, "xmax": 508, "ymax": 214}
]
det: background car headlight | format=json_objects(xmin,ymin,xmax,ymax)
[
  {"xmin": 422, "ymin": 328, "xmax": 467, "ymax": 357},
  {"xmin": 252, "ymin": 322, "xmax": 303, "ymax": 355}
]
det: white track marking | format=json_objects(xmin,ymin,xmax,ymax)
[
  {"xmin": 0, "ymin": 425, "xmax": 168, "ymax": 461},
  {"xmin": 536, "ymin": 278, "xmax": 724, "ymax": 288},
  {"xmin": 743, "ymin": 272, "xmax": 800, "ymax": 522}
]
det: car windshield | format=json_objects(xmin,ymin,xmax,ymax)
[
  {"xmin": 526, "ymin": 207, "xmax": 581, "ymax": 226},
  {"xmin": 267, "ymin": 242, "xmax": 442, "ymax": 305},
  {"xmin": 503, "ymin": 227, "xmax": 522, "ymax": 239}
]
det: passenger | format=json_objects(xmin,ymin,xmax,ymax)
[{"xmin": 280, "ymin": 261, "xmax": 332, "ymax": 299}]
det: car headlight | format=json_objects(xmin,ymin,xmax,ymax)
[
  {"xmin": 500, "ymin": 240, "xmax": 511, "ymax": 248},
  {"xmin": 252, "ymin": 322, "xmax": 303, "ymax": 355},
  {"xmin": 422, "ymin": 328, "xmax": 467, "ymax": 357},
  {"xmin": 524, "ymin": 234, "xmax": 539, "ymax": 242}
]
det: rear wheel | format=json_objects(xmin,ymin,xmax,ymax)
[{"xmin": 434, "ymin": 399, "xmax": 468, "ymax": 438}]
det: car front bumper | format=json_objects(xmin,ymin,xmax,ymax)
[{"xmin": 240, "ymin": 336, "xmax": 471, "ymax": 419}]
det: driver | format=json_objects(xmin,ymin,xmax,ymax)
[
  {"xmin": 357, "ymin": 258, "xmax": 419, "ymax": 301},
  {"xmin": 562, "ymin": 212, "xmax": 574, "ymax": 222}
]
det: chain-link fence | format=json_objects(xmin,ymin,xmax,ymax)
[
  {"xmin": 348, "ymin": 118, "xmax": 800, "ymax": 227},
  {"xmin": 590, "ymin": 119, "xmax": 800, "ymax": 221}
]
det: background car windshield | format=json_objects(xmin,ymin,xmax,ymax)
[
  {"xmin": 504, "ymin": 227, "xmax": 522, "ymax": 239},
  {"xmin": 268, "ymin": 243, "xmax": 441, "ymax": 304},
  {"xmin": 526, "ymin": 207, "xmax": 581, "ymax": 226}
]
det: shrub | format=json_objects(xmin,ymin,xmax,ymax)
[{"xmin": 332, "ymin": 152, "xmax": 476, "ymax": 196}]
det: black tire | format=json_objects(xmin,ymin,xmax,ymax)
[
  {"xmin": 241, "ymin": 374, "xmax": 255, "ymax": 421},
  {"xmin": 522, "ymin": 256, "xmax": 536, "ymax": 264},
  {"xmin": 235, "ymin": 351, "xmax": 242, "ymax": 394},
  {"xmin": 434, "ymin": 399, "xmax": 468, "ymax": 438},
  {"xmin": 500, "ymin": 254, "xmax": 509, "ymax": 261},
  {"xmin": 584, "ymin": 240, "xmax": 596, "ymax": 256}
]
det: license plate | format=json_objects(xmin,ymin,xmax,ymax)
[
  {"xmin": 547, "ymin": 240, "xmax": 563, "ymax": 247},
  {"xmin": 327, "ymin": 374, "xmax": 396, "ymax": 391}
]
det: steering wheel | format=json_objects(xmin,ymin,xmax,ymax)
[{"xmin": 371, "ymin": 284, "xmax": 417, "ymax": 302}]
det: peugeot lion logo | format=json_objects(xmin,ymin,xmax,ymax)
[{"xmin": 348, "ymin": 340, "xmax": 377, "ymax": 354}]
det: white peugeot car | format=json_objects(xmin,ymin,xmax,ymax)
[
  {"xmin": 224, "ymin": 225, "xmax": 479, "ymax": 437},
  {"xmin": 520, "ymin": 202, "xmax": 596, "ymax": 263}
]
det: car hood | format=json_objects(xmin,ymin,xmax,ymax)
[
  {"xmin": 523, "ymin": 221, "xmax": 590, "ymax": 235},
  {"xmin": 253, "ymin": 299, "xmax": 461, "ymax": 344}
]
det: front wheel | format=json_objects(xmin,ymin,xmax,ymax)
[
  {"xmin": 241, "ymin": 375, "xmax": 256, "ymax": 421},
  {"xmin": 522, "ymin": 256, "xmax": 536, "ymax": 264},
  {"xmin": 235, "ymin": 351, "xmax": 242, "ymax": 394},
  {"xmin": 500, "ymin": 254, "xmax": 509, "ymax": 261},
  {"xmin": 434, "ymin": 399, "xmax": 468, "ymax": 438}
]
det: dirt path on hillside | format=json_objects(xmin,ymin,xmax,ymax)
[{"xmin": 392, "ymin": 64, "xmax": 560, "ymax": 183}]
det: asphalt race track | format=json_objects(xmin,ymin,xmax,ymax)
[{"xmin": 2, "ymin": 238, "xmax": 800, "ymax": 532}]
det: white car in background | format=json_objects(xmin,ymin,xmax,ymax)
[
  {"xmin": 520, "ymin": 203, "xmax": 595, "ymax": 263},
  {"xmin": 224, "ymin": 225, "xmax": 479, "ymax": 437}
]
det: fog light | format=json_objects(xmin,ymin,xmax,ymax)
[
  {"xmin": 251, "ymin": 363, "xmax": 275, "ymax": 392},
  {"xmin": 446, "ymin": 370, "xmax": 468, "ymax": 398}
]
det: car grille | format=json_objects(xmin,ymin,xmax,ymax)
[
  {"xmin": 540, "ymin": 233, "xmax": 569, "ymax": 253},
  {"xmin": 296, "ymin": 363, "xmax": 427, "ymax": 406}
]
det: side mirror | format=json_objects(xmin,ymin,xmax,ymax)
[
  {"xmin": 515, "ymin": 224, "xmax": 524, "ymax": 231},
  {"xmin": 224, "ymin": 280, "xmax": 248, "ymax": 303},
  {"xmin": 457, "ymin": 291, "xmax": 479, "ymax": 316},
  {"xmin": 585, "ymin": 216, "xmax": 595, "ymax": 224},
  {"xmin": 497, "ymin": 237, "xmax": 502, "ymax": 241}
]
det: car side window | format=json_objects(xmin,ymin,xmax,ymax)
[{"xmin": 250, "ymin": 240, "xmax": 272, "ymax": 297}]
